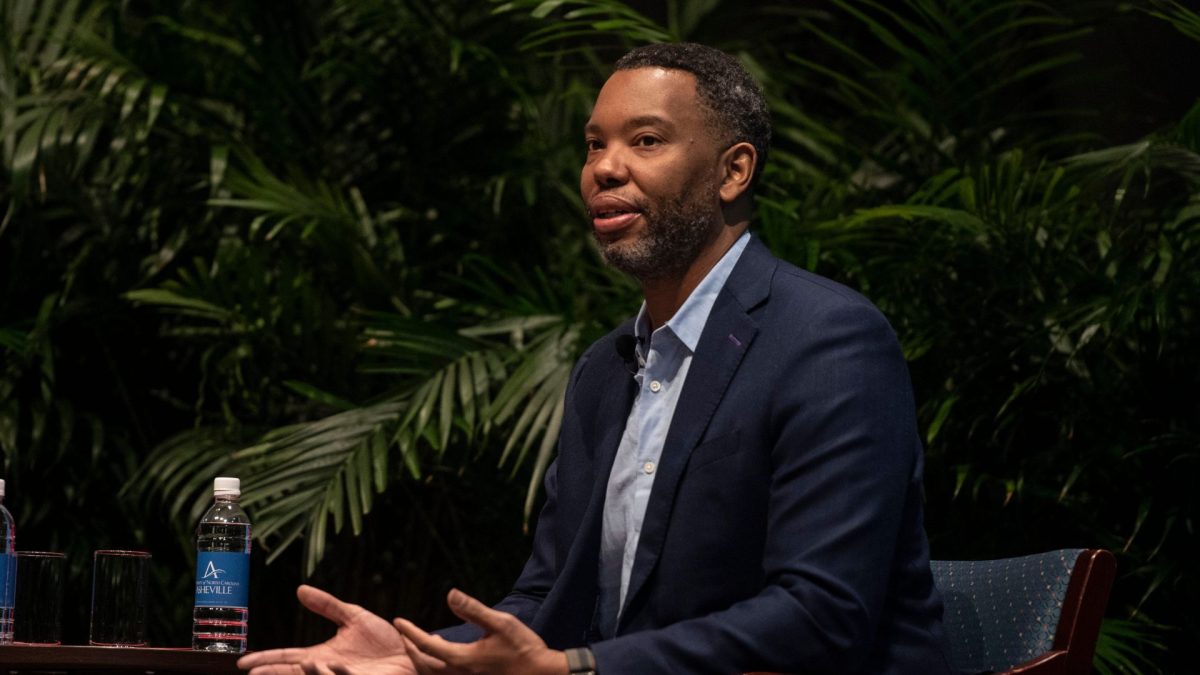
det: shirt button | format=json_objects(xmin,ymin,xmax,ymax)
[
  {"xmin": 643, "ymin": 461, "xmax": 656, "ymax": 474},
  {"xmin": 649, "ymin": 380, "xmax": 662, "ymax": 393}
]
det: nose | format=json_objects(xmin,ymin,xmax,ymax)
[{"xmin": 588, "ymin": 144, "xmax": 629, "ymax": 188}]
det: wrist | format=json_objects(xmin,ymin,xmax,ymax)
[
  {"xmin": 541, "ymin": 648, "xmax": 571, "ymax": 675},
  {"xmin": 563, "ymin": 646, "xmax": 596, "ymax": 674}
]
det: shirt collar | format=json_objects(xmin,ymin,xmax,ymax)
[{"xmin": 632, "ymin": 230, "xmax": 751, "ymax": 353}]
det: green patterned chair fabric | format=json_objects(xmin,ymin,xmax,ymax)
[{"xmin": 930, "ymin": 549, "xmax": 1083, "ymax": 674}]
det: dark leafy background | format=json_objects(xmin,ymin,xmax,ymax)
[{"xmin": 1, "ymin": 1, "xmax": 1196, "ymax": 672}]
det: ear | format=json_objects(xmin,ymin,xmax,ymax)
[{"xmin": 718, "ymin": 142, "xmax": 757, "ymax": 203}]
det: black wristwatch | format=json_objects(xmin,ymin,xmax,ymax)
[{"xmin": 565, "ymin": 646, "xmax": 597, "ymax": 674}]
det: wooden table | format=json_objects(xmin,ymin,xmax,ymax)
[{"xmin": 0, "ymin": 645, "xmax": 240, "ymax": 674}]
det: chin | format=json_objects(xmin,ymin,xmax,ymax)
[{"xmin": 594, "ymin": 226, "xmax": 641, "ymax": 249}]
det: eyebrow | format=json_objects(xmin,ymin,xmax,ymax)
[{"xmin": 584, "ymin": 114, "xmax": 674, "ymax": 135}]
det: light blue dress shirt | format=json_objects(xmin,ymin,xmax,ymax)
[{"xmin": 596, "ymin": 231, "xmax": 751, "ymax": 637}]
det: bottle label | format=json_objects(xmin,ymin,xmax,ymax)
[
  {"xmin": 0, "ymin": 553, "xmax": 12, "ymax": 607},
  {"xmin": 194, "ymin": 552, "xmax": 249, "ymax": 608}
]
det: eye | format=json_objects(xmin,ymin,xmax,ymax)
[
  {"xmin": 585, "ymin": 138, "xmax": 603, "ymax": 152},
  {"xmin": 635, "ymin": 135, "xmax": 662, "ymax": 147}
]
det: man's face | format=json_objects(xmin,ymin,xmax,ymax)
[{"xmin": 581, "ymin": 67, "xmax": 726, "ymax": 280}]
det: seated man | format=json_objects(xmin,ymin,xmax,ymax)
[{"xmin": 240, "ymin": 42, "xmax": 953, "ymax": 675}]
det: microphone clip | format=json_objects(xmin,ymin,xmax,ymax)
[{"xmin": 614, "ymin": 334, "xmax": 643, "ymax": 375}]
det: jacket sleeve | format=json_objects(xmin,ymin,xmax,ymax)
[{"xmin": 590, "ymin": 301, "xmax": 922, "ymax": 674}]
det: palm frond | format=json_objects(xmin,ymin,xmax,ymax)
[
  {"xmin": 1093, "ymin": 617, "xmax": 1168, "ymax": 675},
  {"xmin": 124, "ymin": 427, "xmax": 247, "ymax": 525},
  {"xmin": 1, "ymin": 1, "xmax": 169, "ymax": 200},
  {"xmin": 493, "ymin": 0, "xmax": 674, "ymax": 48},
  {"xmin": 0, "ymin": 325, "xmax": 28, "ymax": 355},
  {"xmin": 765, "ymin": 0, "xmax": 1088, "ymax": 196},
  {"xmin": 211, "ymin": 151, "xmax": 380, "ymax": 245},
  {"xmin": 233, "ymin": 401, "xmax": 403, "ymax": 573},
  {"xmin": 1147, "ymin": 0, "xmax": 1200, "ymax": 44}
]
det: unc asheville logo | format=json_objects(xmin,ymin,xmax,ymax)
[{"xmin": 202, "ymin": 560, "xmax": 226, "ymax": 580}]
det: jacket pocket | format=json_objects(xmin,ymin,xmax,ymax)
[{"xmin": 684, "ymin": 428, "xmax": 743, "ymax": 474}]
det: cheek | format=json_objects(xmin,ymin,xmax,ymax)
[{"xmin": 643, "ymin": 162, "xmax": 698, "ymax": 204}]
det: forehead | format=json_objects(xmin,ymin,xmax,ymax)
[{"xmin": 586, "ymin": 67, "xmax": 706, "ymax": 132}]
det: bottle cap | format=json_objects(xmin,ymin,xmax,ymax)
[{"xmin": 213, "ymin": 477, "xmax": 241, "ymax": 497}]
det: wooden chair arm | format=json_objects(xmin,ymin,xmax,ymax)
[{"xmin": 1053, "ymin": 549, "xmax": 1116, "ymax": 675}]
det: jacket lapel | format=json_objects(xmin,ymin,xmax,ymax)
[
  {"xmin": 543, "ymin": 327, "xmax": 638, "ymax": 643},
  {"xmin": 618, "ymin": 237, "xmax": 776, "ymax": 624}
]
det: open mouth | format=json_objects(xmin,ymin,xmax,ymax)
[
  {"xmin": 594, "ymin": 209, "xmax": 632, "ymax": 218},
  {"xmin": 591, "ymin": 207, "xmax": 642, "ymax": 234},
  {"xmin": 588, "ymin": 193, "xmax": 645, "ymax": 235}
]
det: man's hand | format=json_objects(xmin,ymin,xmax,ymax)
[
  {"xmin": 392, "ymin": 589, "xmax": 567, "ymax": 675},
  {"xmin": 237, "ymin": 585, "xmax": 414, "ymax": 675}
]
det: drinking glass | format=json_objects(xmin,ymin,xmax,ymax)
[
  {"xmin": 89, "ymin": 550, "xmax": 150, "ymax": 646},
  {"xmin": 14, "ymin": 551, "xmax": 65, "ymax": 644}
]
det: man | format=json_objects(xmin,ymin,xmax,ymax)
[{"xmin": 240, "ymin": 43, "xmax": 952, "ymax": 675}]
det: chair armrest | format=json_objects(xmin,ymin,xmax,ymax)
[{"xmin": 1054, "ymin": 549, "xmax": 1116, "ymax": 675}]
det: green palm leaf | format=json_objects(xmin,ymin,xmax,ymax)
[
  {"xmin": 1, "ymin": 1, "xmax": 169, "ymax": 199},
  {"xmin": 235, "ymin": 402, "xmax": 402, "ymax": 572},
  {"xmin": 494, "ymin": 0, "xmax": 674, "ymax": 47},
  {"xmin": 1148, "ymin": 0, "xmax": 1200, "ymax": 44}
]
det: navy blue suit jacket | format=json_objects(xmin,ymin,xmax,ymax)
[{"xmin": 444, "ymin": 236, "xmax": 952, "ymax": 674}]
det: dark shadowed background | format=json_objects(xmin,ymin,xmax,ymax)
[{"xmin": 1, "ymin": 1, "xmax": 1196, "ymax": 672}]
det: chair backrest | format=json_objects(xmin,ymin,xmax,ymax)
[{"xmin": 930, "ymin": 548, "xmax": 1115, "ymax": 675}]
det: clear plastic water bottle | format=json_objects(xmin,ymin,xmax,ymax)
[
  {"xmin": 192, "ymin": 476, "xmax": 250, "ymax": 652},
  {"xmin": 0, "ymin": 479, "xmax": 16, "ymax": 645}
]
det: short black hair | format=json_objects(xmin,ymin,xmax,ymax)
[{"xmin": 614, "ymin": 42, "xmax": 771, "ymax": 186}]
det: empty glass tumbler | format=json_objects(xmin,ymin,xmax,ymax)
[
  {"xmin": 89, "ymin": 550, "xmax": 150, "ymax": 646},
  {"xmin": 14, "ymin": 551, "xmax": 65, "ymax": 644}
]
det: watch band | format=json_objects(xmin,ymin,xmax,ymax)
[{"xmin": 565, "ymin": 646, "xmax": 597, "ymax": 674}]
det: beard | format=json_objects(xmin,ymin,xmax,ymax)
[{"xmin": 593, "ymin": 180, "xmax": 721, "ymax": 281}]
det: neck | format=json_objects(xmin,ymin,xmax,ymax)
[{"xmin": 641, "ymin": 222, "xmax": 747, "ymax": 331}]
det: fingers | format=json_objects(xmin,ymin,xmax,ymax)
[
  {"xmin": 241, "ymin": 648, "xmax": 316, "ymax": 668},
  {"xmin": 297, "ymin": 584, "xmax": 363, "ymax": 625},
  {"xmin": 245, "ymin": 665, "xmax": 305, "ymax": 675},
  {"xmin": 401, "ymin": 635, "xmax": 445, "ymax": 675},
  {"xmin": 394, "ymin": 619, "xmax": 463, "ymax": 667},
  {"xmin": 445, "ymin": 588, "xmax": 517, "ymax": 635},
  {"xmin": 392, "ymin": 618, "xmax": 436, "ymax": 652}
]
